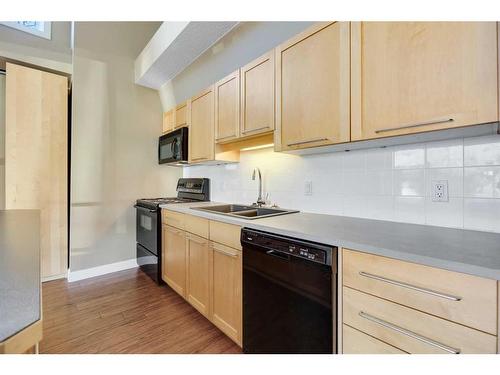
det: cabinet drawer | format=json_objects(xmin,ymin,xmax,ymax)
[
  {"xmin": 343, "ymin": 287, "xmax": 497, "ymax": 354},
  {"xmin": 209, "ymin": 220, "xmax": 242, "ymax": 250},
  {"xmin": 343, "ymin": 324, "xmax": 405, "ymax": 354},
  {"xmin": 162, "ymin": 210, "xmax": 185, "ymax": 230},
  {"xmin": 343, "ymin": 249, "xmax": 498, "ymax": 335},
  {"xmin": 184, "ymin": 215, "xmax": 209, "ymax": 238}
]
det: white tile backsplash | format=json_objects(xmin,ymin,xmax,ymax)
[
  {"xmin": 464, "ymin": 135, "xmax": 500, "ymax": 166},
  {"xmin": 393, "ymin": 169, "xmax": 425, "ymax": 196},
  {"xmin": 425, "ymin": 138, "xmax": 463, "ymax": 168},
  {"xmin": 464, "ymin": 198, "xmax": 500, "ymax": 232},
  {"xmin": 464, "ymin": 166, "xmax": 500, "ymax": 198},
  {"xmin": 393, "ymin": 143, "xmax": 426, "ymax": 169},
  {"xmin": 184, "ymin": 133, "xmax": 500, "ymax": 233},
  {"xmin": 425, "ymin": 168, "xmax": 463, "ymax": 197}
]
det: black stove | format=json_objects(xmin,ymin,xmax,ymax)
[
  {"xmin": 135, "ymin": 178, "xmax": 210, "ymax": 283},
  {"xmin": 136, "ymin": 197, "xmax": 199, "ymax": 210}
]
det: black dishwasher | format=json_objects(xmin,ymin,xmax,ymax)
[{"xmin": 241, "ymin": 228, "xmax": 337, "ymax": 354}]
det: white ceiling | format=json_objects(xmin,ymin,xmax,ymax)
[{"xmin": 135, "ymin": 21, "xmax": 239, "ymax": 89}]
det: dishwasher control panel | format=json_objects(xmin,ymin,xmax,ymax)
[{"xmin": 241, "ymin": 229, "xmax": 334, "ymax": 265}]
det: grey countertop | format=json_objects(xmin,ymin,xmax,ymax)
[
  {"xmin": 160, "ymin": 202, "xmax": 500, "ymax": 280},
  {"xmin": 0, "ymin": 210, "xmax": 40, "ymax": 342}
]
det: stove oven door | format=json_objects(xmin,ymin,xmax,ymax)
[{"xmin": 135, "ymin": 205, "xmax": 158, "ymax": 255}]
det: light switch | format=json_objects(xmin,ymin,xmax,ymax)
[{"xmin": 304, "ymin": 181, "xmax": 313, "ymax": 196}]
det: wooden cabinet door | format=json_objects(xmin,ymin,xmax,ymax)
[
  {"xmin": 351, "ymin": 22, "xmax": 498, "ymax": 141},
  {"xmin": 240, "ymin": 51, "xmax": 275, "ymax": 137},
  {"xmin": 162, "ymin": 109, "xmax": 174, "ymax": 133},
  {"xmin": 189, "ymin": 86, "xmax": 215, "ymax": 162},
  {"xmin": 186, "ymin": 233, "xmax": 211, "ymax": 317},
  {"xmin": 275, "ymin": 22, "xmax": 350, "ymax": 151},
  {"xmin": 210, "ymin": 242, "xmax": 242, "ymax": 346},
  {"xmin": 174, "ymin": 101, "xmax": 189, "ymax": 129},
  {"xmin": 162, "ymin": 224, "xmax": 187, "ymax": 297},
  {"xmin": 5, "ymin": 62, "xmax": 68, "ymax": 280},
  {"xmin": 215, "ymin": 70, "xmax": 240, "ymax": 143}
]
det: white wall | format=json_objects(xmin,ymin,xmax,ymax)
[
  {"xmin": 0, "ymin": 22, "xmax": 72, "ymax": 73},
  {"xmin": 0, "ymin": 74, "xmax": 4, "ymax": 210},
  {"xmin": 71, "ymin": 22, "xmax": 182, "ymax": 271},
  {"xmin": 184, "ymin": 134, "xmax": 500, "ymax": 233}
]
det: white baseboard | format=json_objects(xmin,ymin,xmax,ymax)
[
  {"xmin": 68, "ymin": 258, "xmax": 138, "ymax": 283},
  {"xmin": 42, "ymin": 272, "xmax": 68, "ymax": 283}
]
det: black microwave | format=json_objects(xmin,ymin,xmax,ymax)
[{"xmin": 159, "ymin": 127, "xmax": 188, "ymax": 165}]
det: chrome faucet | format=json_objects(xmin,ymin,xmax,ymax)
[{"xmin": 252, "ymin": 167, "xmax": 266, "ymax": 207}]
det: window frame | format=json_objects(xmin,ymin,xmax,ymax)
[{"xmin": 0, "ymin": 21, "xmax": 52, "ymax": 40}]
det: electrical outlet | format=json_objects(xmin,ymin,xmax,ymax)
[
  {"xmin": 304, "ymin": 181, "xmax": 313, "ymax": 196},
  {"xmin": 432, "ymin": 180, "xmax": 449, "ymax": 202}
]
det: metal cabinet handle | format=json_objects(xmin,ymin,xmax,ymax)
[
  {"xmin": 241, "ymin": 125, "xmax": 269, "ymax": 134},
  {"xmin": 359, "ymin": 271, "xmax": 462, "ymax": 301},
  {"xmin": 375, "ymin": 118, "xmax": 454, "ymax": 134},
  {"xmin": 358, "ymin": 311, "xmax": 460, "ymax": 354},
  {"xmin": 287, "ymin": 137, "xmax": 328, "ymax": 146},
  {"xmin": 211, "ymin": 243, "xmax": 239, "ymax": 258},
  {"xmin": 186, "ymin": 234, "xmax": 208, "ymax": 245}
]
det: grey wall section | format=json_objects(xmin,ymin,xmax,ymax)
[
  {"xmin": 71, "ymin": 22, "xmax": 182, "ymax": 271},
  {"xmin": 0, "ymin": 74, "xmax": 4, "ymax": 210},
  {"xmin": 0, "ymin": 22, "xmax": 72, "ymax": 64},
  {"xmin": 159, "ymin": 21, "xmax": 314, "ymax": 110}
]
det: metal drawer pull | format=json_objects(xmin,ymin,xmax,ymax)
[
  {"xmin": 287, "ymin": 137, "xmax": 328, "ymax": 146},
  {"xmin": 359, "ymin": 271, "xmax": 462, "ymax": 301},
  {"xmin": 211, "ymin": 244, "xmax": 239, "ymax": 258},
  {"xmin": 186, "ymin": 235, "xmax": 207, "ymax": 245},
  {"xmin": 375, "ymin": 118, "xmax": 454, "ymax": 134},
  {"xmin": 242, "ymin": 125, "xmax": 269, "ymax": 134},
  {"xmin": 359, "ymin": 311, "xmax": 460, "ymax": 354}
]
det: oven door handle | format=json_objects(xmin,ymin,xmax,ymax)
[{"xmin": 134, "ymin": 205, "xmax": 157, "ymax": 213}]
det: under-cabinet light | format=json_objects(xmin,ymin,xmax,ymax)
[{"xmin": 240, "ymin": 143, "xmax": 274, "ymax": 152}]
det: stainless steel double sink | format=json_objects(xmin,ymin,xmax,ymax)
[{"xmin": 191, "ymin": 204, "xmax": 298, "ymax": 220}]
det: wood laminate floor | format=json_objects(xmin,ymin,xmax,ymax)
[{"xmin": 40, "ymin": 268, "xmax": 242, "ymax": 354}]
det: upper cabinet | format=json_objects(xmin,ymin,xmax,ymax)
[
  {"xmin": 162, "ymin": 109, "xmax": 174, "ymax": 134},
  {"xmin": 165, "ymin": 22, "xmax": 500, "ymax": 158},
  {"xmin": 189, "ymin": 85, "xmax": 239, "ymax": 164},
  {"xmin": 174, "ymin": 101, "xmax": 189, "ymax": 129},
  {"xmin": 351, "ymin": 22, "xmax": 499, "ymax": 141},
  {"xmin": 240, "ymin": 51, "xmax": 275, "ymax": 138},
  {"xmin": 215, "ymin": 70, "xmax": 240, "ymax": 143},
  {"xmin": 274, "ymin": 22, "xmax": 350, "ymax": 151},
  {"xmin": 189, "ymin": 86, "xmax": 216, "ymax": 162}
]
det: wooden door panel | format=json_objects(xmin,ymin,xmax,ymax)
[
  {"xmin": 351, "ymin": 22, "xmax": 498, "ymax": 140},
  {"xmin": 240, "ymin": 51, "xmax": 275, "ymax": 137},
  {"xmin": 276, "ymin": 22, "xmax": 350, "ymax": 151},
  {"xmin": 5, "ymin": 63, "xmax": 68, "ymax": 279}
]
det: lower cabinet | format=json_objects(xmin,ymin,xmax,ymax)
[
  {"xmin": 211, "ymin": 242, "xmax": 242, "ymax": 346},
  {"xmin": 186, "ymin": 233, "xmax": 211, "ymax": 317},
  {"xmin": 342, "ymin": 248, "xmax": 499, "ymax": 354},
  {"xmin": 161, "ymin": 213, "xmax": 243, "ymax": 347},
  {"xmin": 162, "ymin": 224, "xmax": 187, "ymax": 297}
]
